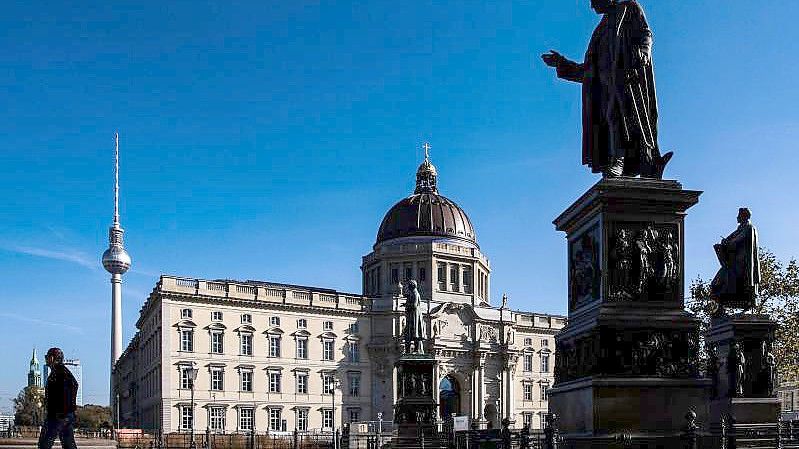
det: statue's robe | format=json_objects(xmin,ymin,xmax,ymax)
[
  {"xmin": 711, "ymin": 222, "xmax": 760, "ymax": 308},
  {"xmin": 404, "ymin": 290, "xmax": 425, "ymax": 343},
  {"xmin": 556, "ymin": 0, "xmax": 658, "ymax": 175}
]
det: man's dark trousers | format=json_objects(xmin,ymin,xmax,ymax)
[{"xmin": 37, "ymin": 413, "xmax": 78, "ymax": 449}]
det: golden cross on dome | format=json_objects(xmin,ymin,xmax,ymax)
[{"xmin": 422, "ymin": 142, "xmax": 431, "ymax": 161}]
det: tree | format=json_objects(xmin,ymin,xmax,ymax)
[
  {"xmin": 75, "ymin": 404, "xmax": 112, "ymax": 430},
  {"xmin": 13, "ymin": 386, "xmax": 44, "ymax": 426},
  {"xmin": 687, "ymin": 248, "xmax": 799, "ymax": 380}
]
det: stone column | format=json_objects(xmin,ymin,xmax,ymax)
[{"xmin": 478, "ymin": 354, "xmax": 486, "ymax": 423}]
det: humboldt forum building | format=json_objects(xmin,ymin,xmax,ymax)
[{"xmin": 113, "ymin": 154, "xmax": 565, "ymax": 434}]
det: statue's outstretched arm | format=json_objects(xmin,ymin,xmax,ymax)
[{"xmin": 557, "ymin": 60, "xmax": 585, "ymax": 83}]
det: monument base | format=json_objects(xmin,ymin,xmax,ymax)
[
  {"xmin": 706, "ymin": 313, "xmax": 779, "ymax": 427},
  {"xmin": 549, "ymin": 377, "xmax": 711, "ymax": 437},
  {"xmin": 392, "ymin": 354, "xmax": 442, "ymax": 449}
]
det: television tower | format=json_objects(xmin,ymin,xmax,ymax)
[{"xmin": 102, "ymin": 132, "xmax": 131, "ymax": 369}]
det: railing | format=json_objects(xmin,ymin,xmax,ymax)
[
  {"xmin": 236, "ymin": 285, "xmax": 257, "ymax": 295},
  {"xmin": 116, "ymin": 430, "xmax": 338, "ymax": 449}
]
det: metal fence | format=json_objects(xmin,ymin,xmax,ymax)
[{"xmin": 117, "ymin": 430, "xmax": 337, "ymax": 449}]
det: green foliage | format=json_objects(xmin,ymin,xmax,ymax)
[
  {"xmin": 687, "ymin": 248, "xmax": 799, "ymax": 380},
  {"xmin": 13, "ymin": 386, "xmax": 44, "ymax": 426},
  {"xmin": 75, "ymin": 404, "xmax": 112, "ymax": 430}
]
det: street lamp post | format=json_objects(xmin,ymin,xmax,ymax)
[
  {"xmin": 332, "ymin": 378, "xmax": 341, "ymax": 449},
  {"xmin": 189, "ymin": 363, "xmax": 199, "ymax": 449}
]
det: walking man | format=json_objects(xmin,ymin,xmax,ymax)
[{"xmin": 38, "ymin": 347, "xmax": 79, "ymax": 449}]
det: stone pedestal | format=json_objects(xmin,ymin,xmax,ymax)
[
  {"xmin": 706, "ymin": 313, "xmax": 779, "ymax": 426},
  {"xmin": 393, "ymin": 354, "xmax": 441, "ymax": 449},
  {"xmin": 548, "ymin": 178, "xmax": 710, "ymax": 444}
]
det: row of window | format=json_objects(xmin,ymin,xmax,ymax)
[
  {"xmin": 523, "ymin": 338, "xmax": 549, "ymax": 348},
  {"xmin": 181, "ymin": 406, "xmax": 361, "ymax": 432},
  {"xmin": 781, "ymin": 390, "xmax": 798, "ymax": 411},
  {"xmin": 522, "ymin": 383, "xmax": 550, "ymax": 402},
  {"xmin": 179, "ymin": 330, "xmax": 360, "ymax": 362},
  {"xmin": 520, "ymin": 412, "xmax": 549, "ymax": 430},
  {"xmin": 180, "ymin": 367, "xmax": 361, "ymax": 396},
  {"xmin": 180, "ymin": 310, "xmax": 348, "ymax": 332},
  {"xmin": 522, "ymin": 353, "xmax": 550, "ymax": 373},
  {"xmin": 436, "ymin": 262, "xmax": 472, "ymax": 294}
]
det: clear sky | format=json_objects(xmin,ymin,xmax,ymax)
[{"xmin": 1, "ymin": 1, "xmax": 797, "ymax": 410}]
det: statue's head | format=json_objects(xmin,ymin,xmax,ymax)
[
  {"xmin": 45, "ymin": 347, "xmax": 64, "ymax": 367},
  {"xmin": 408, "ymin": 279, "xmax": 418, "ymax": 290},
  {"xmin": 737, "ymin": 207, "xmax": 751, "ymax": 224},
  {"xmin": 591, "ymin": 0, "xmax": 615, "ymax": 14}
]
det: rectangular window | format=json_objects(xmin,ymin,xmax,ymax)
[
  {"xmin": 419, "ymin": 267, "xmax": 426, "ymax": 282},
  {"xmin": 239, "ymin": 408, "xmax": 254, "ymax": 431},
  {"xmin": 297, "ymin": 409, "xmax": 308, "ymax": 431},
  {"xmin": 349, "ymin": 409, "xmax": 360, "ymax": 423},
  {"xmin": 540, "ymin": 384, "xmax": 550, "ymax": 401},
  {"xmin": 210, "ymin": 369, "xmax": 224, "ymax": 391},
  {"xmin": 211, "ymin": 311, "xmax": 223, "ymax": 321},
  {"xmin": 349, "ymin": 342, "xmax": 360, "ymax": 362},
  {"xmin": 323, "ymin": 374, "xmax": 334, "ymax": 394},
  {"xmin": 297, "ymin": 318, "xmax": 307, "ymax": 329},
  {"xmin": 540, "ymin": 414, "xmax": 547, "ymax": 429},
  {"xmin": 522, "ymin": 413, "xmax": 532, "ymax": 429},
  {"xmin": 269, "ymin": 372, "xmax": 281, "ymax": 393},
  {"xmin": 349, "ymin": 374, "xmax": 360, "ymax": 397},
  {"xmin": 181, "ymin": 329, "xmax": 194, "ymax": 352},
  {"xmin": 404, "ymin": 265, "xmax": 412, "ymax": 281},
  {"xmin": 270, "ymin": 316, "xmax": 281, "ymax": 326},
  {"xmin": 181, "ymin": 405, "xmax": 193, "ymax": 431},
  {"xmin": 296, "ymin": 338, "xmax": 308, "ymax": 359},
  {"xmin": 181, "ymin": 309, "xmax": 193, "ymax": 319},
  {"xmin": 463, "ymin": 267, "xmax": 472, "ymax": 294},
  {"xmin": 541, "ymin": 339, "xmax": 549, "ymax": 348},
  {"xmin": 180, "ymin": 367, "xmax": 193, "ymax": 389},
  {"xmin": 541, "ymin": 354, "xmax": 550, "ymax": 373},
  {"xmin": 523, "ymin": 384, "xmax": 533, "ymax": 401},
  {"xmin": 450, "ymin": 264, "xmax": 460, "ymax": 292},
  {"xmin": 209, "ymin": 407, "xmax": 225, "ymax": 431},
  {"xmin": 523, "ymin": 355, "xmax": 533, "ymax": 372},
  {"xmin": 323, "ymin": 340, "xmax": 334, "ymax": 361},
  {"xmin": 349, "ymin": 322, "xmax": 359, "ymax": 333},
  {"xmin": 322, "ymin": 409, "xmax": 334, "ymax": 430},
  {"xmin": 211, "ymin": 332, "xmax": 224, "ymax": 354},
  {"xmin": 240, "ymin": 334, "xmax": 253, "ymax": 356},
  {"xmin": 269, "ymin": 336, "xmax": 281, "ymax": 358},
  {"xmin": 323, "ymin": 321, "xmax": 334, "ymax": 331},
  {"xmin": 391, "ymin": 268, "xmax": 399, "ymax": 285},
  {"xmin": 269, "ymin": 409, "xmax": 282, "ymax": 431},
  {"xmin": 241, "ymin": 371, "xmax": 253, "ymax": 392},
  {"xmin": 241, "ymin": 314, "xmax": 252, "ymax": 324},
  {"xmin": 524, "ymin": 338, "xmax": 533, "ymax": 347},
  {"xmin": 297, "ymin": 373, "xmax": 308, "ymax": 394},
  {"xmin": 437, "ymin": 263, "xmax": 447, "ymax": 291},
  {"xmin": 376, "ymin": 267, "xmax": 381, "ymax": 294}
]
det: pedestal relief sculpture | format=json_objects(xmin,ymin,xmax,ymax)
[{"xmin": 541, "ymin": 0, "xmax": 672, "ymax": 178}]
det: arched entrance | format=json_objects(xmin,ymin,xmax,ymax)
[{"xmin": 439, "ymin": 375, "xmax": 460, "ymax": 419}]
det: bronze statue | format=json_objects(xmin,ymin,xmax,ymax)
[
  {"xmin": 711, "ymin": 208, "xmax": 760, "ymax": 310},
  {"xmin": 731, "ymin": 342, "xmax": 746, "ymax": 397},
  {"xmin": 541, "ymin": 0, "xmax": 672, "ymax": 178},
  {"xmin": 403, "ymin": 280, "xmax": 426, "ymax": 353}
]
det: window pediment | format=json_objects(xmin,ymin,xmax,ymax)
[
  {"xmin": 319, "ymin": 331, "xmax": 337, "ymax": 340},
  {"xmin": 206, "ymin": 323, "xmax": 227, "ymax": 331},
  {"xmin": 236, "ymin": 324, "xmax": 256, "ymax": 333},
  {"xmin": 292, "ymin": 329, "xmax": 311, "ymax": 337},
  {"xmin": 264, "ymin": 327, "xmax": 284, "ymax": 335},
  {"xmin": 175, "ymin": 320, "xmax": 197, "ymax": 328}
]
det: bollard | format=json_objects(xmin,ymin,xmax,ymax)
[{"xmin": 683, "ymin": 410, "xmax": 698, "ymax": 449}]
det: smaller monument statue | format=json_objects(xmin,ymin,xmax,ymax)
[
  {"xmin": 403, "ymin": 280, "xmax": 426, "ymax": 354},
  {"xmin": 710, "ymin": 208, "xmax": 760, "ymax": 310}
]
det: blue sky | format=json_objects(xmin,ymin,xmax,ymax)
[{"xmin": 1, "ymin": 1, "xmax": 797, "ymax": 410}]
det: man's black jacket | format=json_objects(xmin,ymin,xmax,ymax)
[{"xmin": 45, "ymin": 364, "xmax": 78, "ymax": 419}]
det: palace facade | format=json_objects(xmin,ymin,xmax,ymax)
[{"xmin": 113, "ymin": 155, "xmax": 564, "ymax": 433}]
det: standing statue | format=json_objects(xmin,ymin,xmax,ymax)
[
  {"xmin": 636, "ymin": 225, "xmax": 658, "ymax": 293},
  {"xmin": 403, "ymin": 280, "xmax": 426, "ymax": 353},
  {"xmin": 659, "ymin": 231, "xmax": 679, "ymax": 287},
  {"xmin": 711, "ymin": 208, "xmax": 760, "ymax": 310},
  {"xmin": 610, "ymin": 228, "xmax": 634, "ymax": 297},
  {"xmin": 731, "ymin": 342, "xmax": 746, "ymax": 397},
  {"xmin": 541, "ymin": 0, "xmax": 672, "ymax": 178}
]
